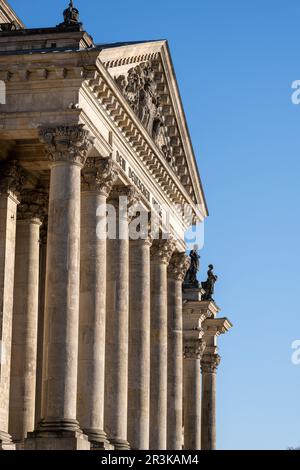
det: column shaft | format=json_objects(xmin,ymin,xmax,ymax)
[
  {"xmin": 183, "ymin": 358, "xmax": 201, "ymax": 450},
  {"xmin": 201, "ymin": 354, "xmax": 220, "ymax": 450},
  {"xmin": 35, "ymin": 224, "xmax": 47, "ymax": 427},
  {"xmin": 149, "ymin": 239, "xmax": 175, "ymax": 450},
  {"xmin": 128, "ymin": 238, "xmax": 151, "ymax": 450},
  {"xmin": 0, "ymin": 192, "xmax": 19, "ymax": 450},
  {"xmin": 9, "ymin": 217, "xmax": 41, "ymax": 445},
  {"xmin": 78, "ymin": 191, "xmax": 109, "ymax": 448},
  {"xmin": 167, "ymin": 276, "xmax": 183, "ymax": 450},
  {"xmin": 105, "ymin": 196, "xmax": 131, "ymax": 450}
]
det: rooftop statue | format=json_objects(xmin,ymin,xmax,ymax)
[
  {"xmin": 61, "ymin": 1, "xmax": 81, "ymax": 26},
  {"xmin": 201, "ymin": 264, "xmax": 218, "ymax": 302},
  {"xmin": 184, "ymin": 247, "xmax": 200, "ymax": 288}
]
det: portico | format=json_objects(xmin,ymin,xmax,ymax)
[{"xmin": 0, "ymin": 0, "xmax": 232, "ymax": 451}]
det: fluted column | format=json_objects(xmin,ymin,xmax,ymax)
[
  {"xmin": 128, "ymin": 235, "xmax": 152, "ymax": 450},
  {"xmin": 201, "ymin": 353, "xmax": 220, "ymax": 450},
  {"xmin": 9, "ymin": 190, "xmax": 47, "ymax": 447},
  {"xmin": 105, "ymin": 187, "xmax": 137, "ymax": 450},
  {"xmin": 149, "ymin": 238, "xmax": 176, "ymax": 450},
  {"xmin": 167, "ymin": 253, "xmax": 190, "ymax": 450},
  {"xmin": 0, "ymin": 162, "xmax": 22, "ymax": 450},
  {"xmin": 183, "ymin": 340, "xmax": 205, "ymax": 450},
  {"xmin": 77, "ymin": 157, "xmax": 119, "ymax": 449},
  {"xmin": 25, "ymin": 124, "xmax": 93, "ymax": 450}
]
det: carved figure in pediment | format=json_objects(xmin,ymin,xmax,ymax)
[{"xmin": 115, "ymin": 61, "xmax": 174, "ymax": 168}]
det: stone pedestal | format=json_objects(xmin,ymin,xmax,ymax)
[
  {"xmin": 0, "ymin": 162, "xmax": 22, "ymax": 450},
  {"xmin": 25, "ymin": 430, "xmax": 90, "ymax": 450},
  {"xmin": 149, "ymin": 239, "xmax": 175, "ymax": 450},
  {"xmin": 9, "ymin": 209, "xmax": 42, "ymax": 445},
  {"xmin": 128, "ymin": 237, "xmax": 152, "ymax": 450},
  {"xmin": 167, "ymin": 253, "xmax": 189, "ymax": 450},
  {"xmin": 78, "ymin": 157, "xmax": 118, "ymax": 449},
  {"xmin": 25, "ymin": 124, "xmax": 93, "ymax": 450}
]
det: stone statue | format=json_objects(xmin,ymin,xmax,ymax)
[
  {"xmin": 201, "ymin": 265, "xmax": 218, "ymax": 301},
  {"xmin": 115, "ymin": 61, "xmax": 175, "ymax": 168},
  {"xmin": 184, "ymin": 247, "xmax": 200, "ymax": 287},
  {"xmin": 62, "ymin": 1, "xmax": 81, "ymax": 26}
]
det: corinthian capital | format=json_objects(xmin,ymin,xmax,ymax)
[
  {"xmin": 168, "ymin": 252, "xmax": 190, "ymax": 282},
  {"xmin": 151, "ymin": 238, "xmax": 176, "ymax": 265},
  {"xmin": 184, "ymin": 340, "xmax": 206, "ymax": 360},
  {"xmin": 201, "ymin": 353, "xmax": 221, "ymax": 373},
  {"xmin": 39, "ymin": 124, "xmax": 94, "ymax": 167},
  {"xmin": 0, "ymin": 160, "xmax": 24, "ymax": 197},
  {"xmin": 18, "ymin": 189, "xmax": 48, "ymax": 222},
  {"xmin": 81, "ymin": 157, "xmax": 119, "ymax": 197}
]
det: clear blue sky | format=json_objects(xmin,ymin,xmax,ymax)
[{"xmin": 10, "ymin": 0, "xmax": 300, "ymax": 450}]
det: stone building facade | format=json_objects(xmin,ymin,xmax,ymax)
[{"xmin": 0, "ymin": 1, "xmax": 232, "ymax": 451}]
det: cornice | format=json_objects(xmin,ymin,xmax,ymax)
[
  {"xmin": 0, "ymin": 44, "xmax": 206, "ymax": 223},
  {"xmin": 202, "ymin": 317, "xmax": 233, "ymax": 336},
  {"xmin": 0, "ymin": 0, "xmax": 25, "ymax": 28}
]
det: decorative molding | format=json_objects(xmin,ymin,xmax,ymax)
[
  {"xmin": 168, "ymin": 252, "xmax": 190, "ymax": 282},
  {"xmin": 151, "ymin": 238, "xmax": 176, "ymax": 265},
  {"xmin": 86, "ymin": 59, "xmax": 202, "ymax": 221},
  {"xmin": 0, "ymin": 160, "xmax": 24, "ymax": 197},
  {"xmin": 39, "ymin": 124, "xmax": 94, "ymax": 167},
  {"xmin": 81, "ymin": 156, "xmax": 119, "ymax": 197},
  {"xmin": 17, "ymin": 189, "xmax": 48, "ymax": 222},
  {"xmin": 110, "ymin": 185, "xmax": 139, "ymax": 207},
  {"xmin": 115, "ymin": 61, "xmax": 175, "ymax": 169},
  {"xmin": 184, "ymin": 340, "xmax": 206, "ymax": 360},
  {"xmin": 102, "ymin": 52, "xmax": 160, "ymax": 69},
  {"xmin": 201, "ymin": 354, "xmax": 221, "ymax": 373}
]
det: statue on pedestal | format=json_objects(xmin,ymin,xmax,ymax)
[
  {"xmin": 201, "ymin": 264, "xmax": 218, "ymax": 301},
  {"xmin": 184, "ymin": 247, "xmax": 200, "ymax": 288}
]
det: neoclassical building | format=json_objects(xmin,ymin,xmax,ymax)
[{"xmin": 0, "ymin": 1, "xmax": 232, "ymax": 451}]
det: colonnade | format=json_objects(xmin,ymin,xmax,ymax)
[{"xmin": 0, "ymin": 124, "xmax": 228, "ymax": 451}]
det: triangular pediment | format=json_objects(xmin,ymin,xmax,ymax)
[{"xmin": 97, "ymin": 40, "xmax": 208, "ymax": 216}]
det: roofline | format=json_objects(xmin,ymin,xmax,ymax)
[
  {"xmin": 0, "ymin": 0, "xmax": 25, "ymax": 28},
  {"xmin": 162, "ymin": 40, "xmax": 209, "ymax": 216}
]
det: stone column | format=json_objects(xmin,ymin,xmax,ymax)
[
  {"xmin": 201, "ymin": 353, "xmax": 220, "ymax": 451},
  {"xmin": 35, "ymin": 218, "xmax": 48, "ymax": 427},
  {"xmin": 149, "ymin": 239, "xmax": 176, "ymax": 450},
  {"xmin": 77, "ymin": 157, "xmax": 118, "ymax": 449},
  {"xmin": 0, "ymin": 162, "xmax": 22, "ymax": 450},
  {"xmin": 128, "ymin": 235, "xmax": 152, "ymax": 450},
  {"xmin": 167, "ymin": 253, "xmax": 190, "ymax": 450},
  {"xmin": 104, "ymin": 187, "xmax": 137, "ymax": 450},
  {"xmin": 9, "ymin": 190, "xmax": 46, "ymax": 447},
  {"xmin": 200, "ymin": 315, "xmax": 232, "ymax": 450},
  {"xmin": 25, "ymin": 124, "xmax": 93, "ymax": 450},
  {"xmin": 183, "ymin": 340, "xmax": 205, "ymax": 450}
]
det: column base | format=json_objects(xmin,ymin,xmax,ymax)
[
  {"xmin": 83, "ymin": 429, "xmax": 113, "ymax": 450},
  {"xmin": 0, "ymin": 431, "xmax": 16, "ymax": 450},
  {"xmin": 109, "ymin": 438, "xmax": 130, "ymax": 450},
  {"xmin": 24, "ymin": 419, "xmax": 90, "ymax": 450},
  {"xmin": 24, "ymin": 430, "xmax": 90, "ymax": 450}
]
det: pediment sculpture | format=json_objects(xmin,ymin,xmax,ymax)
[{"xmin": 115, "ymin": 62, "xmax": 175, "ymax": 168}]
